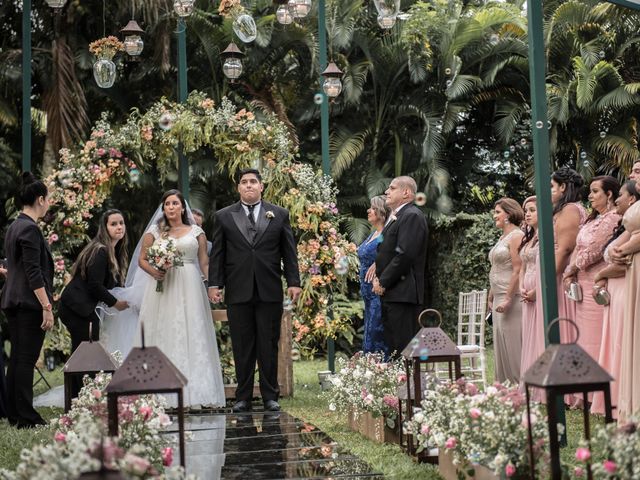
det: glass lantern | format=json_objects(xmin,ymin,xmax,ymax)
[
  {"xmin": 232, "ymin": 13, "xmax": 257, "ymax": 43},
  {"xmin": 377, "ymin": 14, "xmax": 396, "ymax": 29},
  {"xmin": 45, "ymin": 0, "xmax": 67, "ymax": 8},
  {"xmin": 93, "ymin": 58, "xmax": 117, "ymax": 89},
  {"xmin": 373, "ymin": 0, "xmax": 400, "ymax": 17},
  {"xmin": 321, "ymin": 62, "xmax": 343, "ymax": 100},
  {"xmin": 120, "ymin": 20, "xmax": 145, "ymax": 57},
  {"xmin": 173, "ymin": 0, "xmax": 195, "ymax": 17},
  {"xmin": 276, "ymin": 4, "xmax": 294, "ymax": 25},
  {"xmin": 290, "ymin": 0, "xmax": 312, "ymax": 19},
  {"xmin": 221, "ymin": 43, "xmax": 245, "ymax": 83}
]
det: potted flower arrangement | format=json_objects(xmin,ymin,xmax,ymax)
[
  {"xmin": 89, "ymin": 36, "xmax": 124, "ymax": 88},
  {"xmin": 218, "ymin": 0, "xmax": 256, "ymax": 43},
  {"xmin": 325, "ymin": 352, "xmax": 405, "ymax": 444},
  {"xmin": 407, "ymin": 378, "xmax": 549, "ymax": 479}
]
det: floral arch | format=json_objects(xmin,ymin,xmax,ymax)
[{"xmin": 44, "ymin": 91, "xmax": 359, "ymax": 354}]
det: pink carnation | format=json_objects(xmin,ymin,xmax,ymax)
[
  {"xmin": 445, "ymin": 437, "xmax": 457, "ymax": 449},
  {"xmin": 505, "ymin": 463, "xmax": 516, "ymax": 477},
  {"xmin": 466, "ymin": 383, "xmax": 479, "ymax": 396},
  {"xmin": 139, "ymin": 406, "xmax": 153, "ymax": 421},
  {"xmin": 383, "ymin": 394, "xmax": 399, "ymax": 409},
  {"xmin": 54, "ymin": 431, "xmax": 66, "ymax": 442},
  {"xmin": 574, "ymin": 466, "xmax": 584, "ymax": 477},
  {"xmin": 603, "ymin": 460, "xmax": 616, "ymax": 473},
  {"xmin": 420, "ymin": 424, "xmax": 430, "ymax": 435},
  {"xmin": 469, "ymin": 408, "xmax": 481, "ymax": 419},
  {"xmin": 96, "ymin": 148, "xmax": 106, "ymax": 157},
  {"xmin": 48, "ymin": 233, "xmax": 59, "ymax": 244},
  {"xmin": 397, "ymin": 373, "xmax": 407, "ymax": 383},
  {"xmin": 575, "ymin": 447, "xmax": 591, "ymax": 462},
  {"xmin": 162, "ymin": 447, "xmax": 173, "ymax": 466},
  {"xmin": 92, "ymin": 389, "xmax": 102, "ymax": 399}
]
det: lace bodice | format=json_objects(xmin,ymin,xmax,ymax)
[
  {"xmin": 149, "ymin": 224, "xmax": 204, "ymax": 262},
  {"xmin": 574, "ymin": 210, "xmax": 620, "ymax": 271},
  {"xmin": 489, "ymin": 229, "xmax": 523, "ymax": 294}
]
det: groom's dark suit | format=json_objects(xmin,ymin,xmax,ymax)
[
  {"xmin": 209, "ymin": 200, "xmax": 300, "ymax": 402},
  {"xmin": 375, "ymin": 203, "xmax": 428, "ymax": 356}
]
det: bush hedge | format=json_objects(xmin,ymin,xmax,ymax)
[{"xmin": 425, "ymin": 212, "xmax": 499, "ymax": 342}]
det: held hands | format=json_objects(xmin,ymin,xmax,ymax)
[
  {"xmin": 521, "ymin": 289, "xmax": 536, "ymax": 303},
  {"xmin": 372, "ymin": 277, "xmax": 385, "ymax": 296},
  {"xmin": 114, "ymin": 300, "xmax": 129, "ymax": 311},
  {"xmin": 287, "ymin": 286, "xmax": 302, "ymax": 303},
  {"xmin": 610, "ymin": 246, "xmax": 632, "ymax": 265},
  {"xmin": 41, "ymin": 310, "xmax": 54, "ymax": 331},
  {"xmin": 208, "ymin": 287, "xmax": 223, "ymax": 304},
  {"xmin": 364, "ymin": 263, "xmax": 376, "ymax": 283}
]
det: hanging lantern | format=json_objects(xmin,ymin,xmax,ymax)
[
  {"xmin": 173, "ymin": 0, "xmax": 195, "ymax": 17},
  {"xmin": 221, "ymin": 43, "xmax": 245, "ymax": 83},
  {"xmin": 93, "ymin": 59, "xmax": 117, "ymax": 89},
  {"xmin": 120, "ymin": 20, "xmax": 145, "ymax": 57},
  {"xmin": 276, "ymin": 4, "xmax": 294, "ymax": 25},
  {"xmin": 377, "ymin": 14, "xmax": 396, "ymax": 29},
  {"xmin": 45, "ymin": 0, "xmax": 67, "ymax": 8},
  {"xmin": 232, "ymin": 13, "xmax": 258, "ymax": 43},
  {"xmin": 321, "ymin": 62, "xmax": 343, "ymax": 100},
  {"xmin": 373, "ymin": 0, "xmax": 400, "ymax": 17},
  {"xmin": 289, "ymin": 0, "xmax": 312, "ymax": 19}
]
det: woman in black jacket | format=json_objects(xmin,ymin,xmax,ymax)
[
  {"xmin": 0, "ymin": 172, "xmax": 54, "ymax": 428},
  {"xmin": 60, "ymin": 209, "xmax": 129, "ymax": 398}
]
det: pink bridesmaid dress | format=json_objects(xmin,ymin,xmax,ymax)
[
  {"xmin": 591, "ymin": 236, "xmax": 626, "ymax": 417},
  {"xmin": 554, "ymin": 203, "xmax": 587, "ymax": 342},
  {"xmin": 572, "ymin": 210, "xmax": 620, "ymax": 363},
  {"xmin": 521, "ymin": 240, "xmax": 545, "ymax": 402}
]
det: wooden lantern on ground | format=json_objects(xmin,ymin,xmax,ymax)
[
  {"xmin": 64, "ymin": 325, "xmax": 117, "ymax": 412},
  {"xmin": 105, "ymin": 326, "xmax": 188, "ymax": 467},
  {"xmin": 401, "ymin": 309, "xmax": 461, "ymax": 457},
  {"xmin": 523, "ymin": 318, "xmax": 614, "ymax": 480}
]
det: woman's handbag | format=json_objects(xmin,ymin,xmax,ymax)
[{"xmin": 567, "ymin": 282, "xmax": 583, "ymax": 302}]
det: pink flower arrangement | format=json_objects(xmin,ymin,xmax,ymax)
[
  {"xmin": 575, "ymin": 447, "xmax": 591, "ymax": 462},
  {"xmin": 445, "ymin": 437, "xmax": 457, "ymax": 449}
]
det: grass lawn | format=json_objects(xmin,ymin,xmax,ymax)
[{"xmin": 0, "ymin": 349, "xmax": 608, "ymax": 478}]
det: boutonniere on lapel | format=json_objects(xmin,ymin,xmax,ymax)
[
  {"xmin": 265, "ymin": 210, "xmax": 275, "ymax": 219},
  {"xmin": 389, "ymin": 214, "xmax": 397, "ymax": 223}
]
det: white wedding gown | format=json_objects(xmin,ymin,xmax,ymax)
[{"xmin": 134, "ymin": 224, "xmax": 226, "ymax": 407}]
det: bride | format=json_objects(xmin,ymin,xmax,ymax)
[{"xmin": 102, "ymin": 189, "xmax": 225, "ymax": 408}]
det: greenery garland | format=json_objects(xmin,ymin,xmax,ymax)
[{"xmin": 44, "ymin": 91, "xmax": 359, "ymax": 355}]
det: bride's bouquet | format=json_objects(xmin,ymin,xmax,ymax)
[{"xmin": 147, "ymin": 238, "xmax": 184, "ymax": 292}]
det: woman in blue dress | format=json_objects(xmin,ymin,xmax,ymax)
[{"xmin": 358, "ymin": 195, "xmax": 390, "ymax": 357}]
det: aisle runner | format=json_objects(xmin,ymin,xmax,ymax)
[{"xmin": 163, "ymin": 410, "xmax": 383, "ymax": 479}]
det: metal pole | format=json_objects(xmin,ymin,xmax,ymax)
[
  {"xmin": 317, "ymin": 0, "xmax": 335, "ymax": 373},
  {"xmin": 527, "ymin": 0, "xmax": 566, "ymax": 443},
  {"xmin": 22, "ymin": 0, "xmax": 32, "ymax": 172},
  {"xmin": 177, "ymin": 18, "xmax": 189, "ymax": 200}
]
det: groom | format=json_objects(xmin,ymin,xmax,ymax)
[{"xmin": 208, "ymin": 168, "xmax": 301, "ymax": 412}]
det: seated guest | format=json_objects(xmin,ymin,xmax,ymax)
[
  {"xmin": 59, "ymin": 209, "xmax": 129, "ymax": 399},
  {"xmin": 1, "ymin": 172, "xmax": 54, "ymax": 428},
  {"xmin": 358, "ymin": 195, "xmax": 390, "ymax": 357},
  {"xmin": 591, "ymin": 181, "xmax": 640, "ymax": 417}
]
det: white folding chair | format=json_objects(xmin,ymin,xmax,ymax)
[{"xmin": 456, "ymin": 289, "xmax": 487, "ymax": 389}]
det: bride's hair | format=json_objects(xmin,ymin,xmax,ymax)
[
  {"xmin": 70, "ymin": 209, "xmax": 129, "ymax": 285},
  {"xmin": 157, "ymin": 189, "xmax": 191, "ymax": 232}
]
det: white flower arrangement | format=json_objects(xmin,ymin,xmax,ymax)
[
  {"xmin": 147, "ymin": 237, "xmax": 184, "ymax": 292},
  {"xmin": 325, "ymin": 352, "xmax": 405, "ymax": 428},
  {"xmin": 406, "ymin": 378, "xmax": 549, "ymax": 478}
]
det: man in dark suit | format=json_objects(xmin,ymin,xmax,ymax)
[
  {"xmin": 208, "ymin": 169, "xmax": 301, "ymax": 413},
  {"xmin": 373, "ymin": 176, "xmax": 428, "ymax": 357}
]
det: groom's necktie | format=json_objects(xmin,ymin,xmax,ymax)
[{"xmin": 245, "ymin": 203, "xmax": 256, "ymax": 226}]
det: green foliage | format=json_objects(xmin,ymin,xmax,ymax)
[{"xmin": 426, "ymin": 213, "xmax": 499, "ymax": 339}]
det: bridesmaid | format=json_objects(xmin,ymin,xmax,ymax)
[
  {"xmin": 563, "ymin": 176, "xmax": 620, "ymax": 365},
  {"xmin": 488, "ymin": 198, "xmax": 524, "ymax": 384},
  {"xmin": 519, "ymin": 197, "xmax": 544, "ymax": 399},
  {"xmin": 358, "ymin": 195, "xmax": 390, "ymax": 357},
  {"xmin": 610, "ymin": 182, "xmax": 640, "ymax": 423},
  {"xmin": 59, "ymin": 209, "xmax": 130, "ymax": 399},
  {"xmin": 550, "ymin": 167, "xmax": 587, "ymax": 340},
  {"xmin": 591, "ymin": 181, "xmax": 640, "ymax": 417}
]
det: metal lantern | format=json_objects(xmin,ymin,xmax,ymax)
[
  {"xmin": 173, "ymin": 0, "xmax": 195, "ymax": 17},
  {"xmin": 400, "ymin": 309, "xmax": 461, "ymax": 456},
  {"xmin": 63, "ymin": 327, "xmax": 118, "ymax": 412},
  {"xmin": 105, "ymin": 325, "xmax": 188, "ymax": 467},
  {"xmin": 45, "ymin": 0, "xmax": 67, "ymax": 8},
  {"xmin": 377, "ymin": 14, "xmax": 396, "ymax": 29},
  {"xmin": 373, "ymin": 0, "xmax": 400, "ymax": 17},
  {"xmin": 289, "ymin": 0, "xmax": 312, "ymax": 18},
  {"xmin": 120, "ymin": 20, "xmax": 145, "ymax": 57},
  {"xmin": 321, "ymin": 62, "xmax": 343, "ymax": 99},
  {"xmin": 276, "ymin": 4, "xmax": 294, "ymax": 25},
  {"xmin": 221, "ymin": 42, "xmax": 245, "ymax": 82},
  {"xmin": 523, "ymin": 319, "xmax": 614, "ymax": 480}
]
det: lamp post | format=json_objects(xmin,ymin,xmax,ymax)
[
  {"xmin": 22, "ymin": 0, "xmax": 32, "ymax": 172},
  {"xmin": 174, "ymin": 5, "xmax": 192, "ymax": 200}
]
